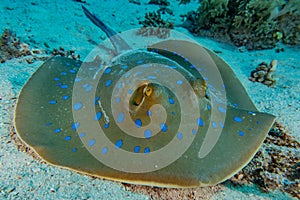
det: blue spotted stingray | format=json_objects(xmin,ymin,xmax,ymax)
[{"xmin": 14, "ymin": 6, "xmax": 276, "ymax": 187}]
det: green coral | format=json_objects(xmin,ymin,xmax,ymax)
[{"xmin": 181, "ymin": 0, "xmax": 300, "ymax": 50}]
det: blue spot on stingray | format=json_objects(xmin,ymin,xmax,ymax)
[
  {"xmin": 115, "ymin": 139, "xmax": 123, "ymax": 149},
  {"xmin": 212, "ymin": 121, "xmax": 217, "ymax": 129},
  {"xmin": 82, "ymin": 83, "xmax": 89, "ymax": 88},
  {"xmin": 65, "ymin": 136, "xmax": 71, "ymax": 141},
  {"xmin": 160, "ymin": 123, "xmax": 168, "ymax": 132},
  {"xmin": 56, "ymin": 83, "xmax": 62, "ymax": 87},
  {"xmin": 146, "ymin": 110, "xmax": 152, "ymax": 116},
  {"xmin": 207, "ymin": 104, "xmax": 211, "ymax": 110},
  {"xmin": 144, "ymin": 129, "xmax": 152, "ymax": 139},
  {"xmin": 60, "ymin": 84, "xmax": 68, "ymax": 89},
  {"xmin": 74, "ymin": 77, "xmax": 82, "ymax": 82},
  {"xmin": 144, "ymin": 147, "xmax": 150, "ymax": 154},
  {"xmin": 65, "ymin": 62, "xmax": 70, "ymax": 66},
  {"xmin": 135, "ymin": 119, "xmax": 142, "ymax": 128},
  {"xmin": 219, "ymin": 121, "xmax": 224, "ymax": 128},
  {"xmin": 137, "ymin": 60, "xmax": 144, "ymax": 64},
  {"xmin": 121, "ymin": 65, "xmax": 128, "ymax": 69},
  {"xmin": 128, "ymin": 89, "xmax": 133, "ymax": 94},
  {"xmin": 105, "ymin": 80, "xmax": 112, "ymax": 87},
  {"xmin": 257, "ymin": 121, "xmax": 261, "ymax": 125},
  {"xmin": 169, "ymin": 98, "xmax": 175, "ymax": 104},
  {"xmin": 94, "ymin": 96, "xmax": 100, "ymax": 105},
  {"xmin": 248, "ymin": 111, "xmax": 256, "ymax": 115},
  {"xmin": 134, "ymin": 146, "xmax": 140, "ymax": 153},
  {"xmin": 233, "ymin": 103, "xmax": 238, "ymax": 107},
  {"xmin": 104, "ymin": 123, "xmax": 110, "ymax": 129},
  {"xmin": 117, "ymin": 112, "xmax": 125, "ymax": 123},
  {"xmin": 197, "ymin": 118, "xmax": 204, "ymax": 127},
  {"xmin": 61, "ymin": 95, "xmax": 69, "ymax": 100},
  {"xmin": 218, "ymin": 107, "xmax": 226, "ymax": 113},
  {"xmin": 104, "ymin": 67, "xmax": 112, "ymax": 74},
  {"xmin": 171, "ymin": 111, "xmax": 175, "ymax": 115},
  {"xmin": 169, "ymin": 65, "xmax": 177, "ymax": 69},
  {"xmin": 72, "ymin": 148, "xmax": 77, "ymax": 152},
  {"xmin": 79, "ymin": 133, "xmax": 86, "ymax": 138},
  {"xmin": 69, "ymin": 69, "xmax": 76, "ymax": 73},
  {"xmin": 55, "ymin": 128, "xmax": 61, "ymax": 133},
  {"xmin": 190, "ymin": 65, "xmax": 195, "ymax": 69},
  {"xmin": 125, "ymin": 72, "xmax": 131, "ymax": 78},
  {"xmin": 85, "ymin": 85, "xmax": 93, "ymax": 92},
  {"xmin": 135, "ymin": 71, "xmax": 143, "ymax": 76},
  {"xmin": 177, "ymin": 132, "xmax": 183, "ymax": 140},
  {"xmin": 61, "ymin": 72, "xmax": 67, "ymax": 75},
  {"xmin": 234, "ymin": 116, "xmax": 243, "ymax": 123},
  {"xmin": 45, "ymin": 122, "xmax": 52, "ymax": 126},
  {"xmin": 116, "ymin": 97, "xmax": 121, "ymax": 103},
  {"xmin": 72, "ymin": 122, "xmax": 80, "ymax": 131},
  {"xmin": 148, "ymin": 75, "xmax": 156, "ymax": 80},
  {"xmin": 94, "ymin": 112, "xmax": 102, "ymax": 121},
  {"xmin": 176, "ymin": 80, "xmax": 183, "ymax": 85},
  {"xmin": 53, "ymin": 77, "xmax": 60, "ymax": 81},
  {"xmin": 48, "ymin": 100, "xmax": 57, "ymax": 105},
  {"xmin": 117, "ymin": 82, "xmax": 122, "ymax": 89},
  {"xmin": 73, "ymin": 102, "xmax": 83, "ymax": 111},
  {"xmin": 238, "ymin": 130, "xmax": 245, "ymax": 136},
  {"xmin": 192, "ymin": 129, "xmax": 197, "ymax": 135},
  {"xmin": 88, "ymin": 139, "xmax": 96, "ymax": 146},
  {"xmin": 101, "ymin": 147, "xmax": 108, "ymax": 154}
]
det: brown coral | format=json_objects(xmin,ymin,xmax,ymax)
[{"xmin": 249, "ymin": 60, "xmax": 277, "ymax": 87}]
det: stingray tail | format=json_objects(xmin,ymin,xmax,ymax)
[{"xmin": 82, "ymin": 5, "xmax": 131, "ymax": 52}]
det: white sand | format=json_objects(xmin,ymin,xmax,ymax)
[{"xmin": 1, "ymin": 0, "xmax": 298, "ymax": 199}]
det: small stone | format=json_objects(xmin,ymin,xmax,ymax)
[
  {"xmin": 253, "ymin": 72, "xmax": 259, "ymax": 78},
  {"xmin": 257, "ymin": 77, "xmax": 264, "ymax": 83},
  {"xmin": 269, "ymin": 60, "xmax": 277, "ymax": 72},
  {"xmin": 256, "ymin": 70, "xmax": 266, "ymax": 77}
]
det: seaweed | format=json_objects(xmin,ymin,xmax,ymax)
[{"xmin": 180, "ymin": 0, "xmax": 300, "ymax": 50}]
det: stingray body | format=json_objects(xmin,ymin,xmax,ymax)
[{"xmin": 14, "ymin": 6, "xmax": 275, "ymax": 187}]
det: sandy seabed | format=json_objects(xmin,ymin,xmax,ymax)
[{"xmin": 0, "ymin": 0, "xmax": 299, "ymax": 199}]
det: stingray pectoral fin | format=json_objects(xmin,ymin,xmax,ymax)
[{"xmin": 182, "ymin": 107, "xmax": 276, "ymax": 186}]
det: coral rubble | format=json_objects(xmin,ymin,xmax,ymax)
[
  {"xmin": 229, "ymin": 122, "xmax": 300, "ymax": 199},
  {"xmin": 0, "ymin": 29, "xmax": 80, "ymax": 63},
  {"xmin": 249, "ymin": 60, "xmax": 277, "ymax": 87}
]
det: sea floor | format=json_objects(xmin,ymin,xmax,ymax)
[{"xmin": 0, "ymin": 0, "xmax": 299, "ymax": 199}]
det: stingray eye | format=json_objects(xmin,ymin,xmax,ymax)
[{"xmin": 145, "ymin": 87, "xmax": 153, "ymax": 97}]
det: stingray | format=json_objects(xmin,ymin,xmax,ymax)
[{"xmin": 14, "ymin": 6, "xmax": 276, "ymax": 187}]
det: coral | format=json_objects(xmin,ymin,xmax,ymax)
[
  {"xmin": 51, "ymin": 47, "xmax": 80, "ymax": 60},
  {"xmin": 0, "ymin": 29, "xmax": 31, "ymax": 63},
  {"xmin": 181, "ymin": 0, "xmax": 300, "ymax": 50},
  {"xmin": 249, "ymin": 60, "xmax": 277, "ymax": 87},
  {"xmin": 137, "ymin": 11, "xmax": 174, "ymax": 38},
  {"xmin": 229, "ymin": 122, "xmax": 300, "ymax": 199},
  {"xmin": 0, "ymin": 29, "xmax": 80, "ymax": 63}
]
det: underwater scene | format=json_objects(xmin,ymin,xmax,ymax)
[{"xmin": 0, "ymin": 0, "xmax": 299, "ymax": 199}]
